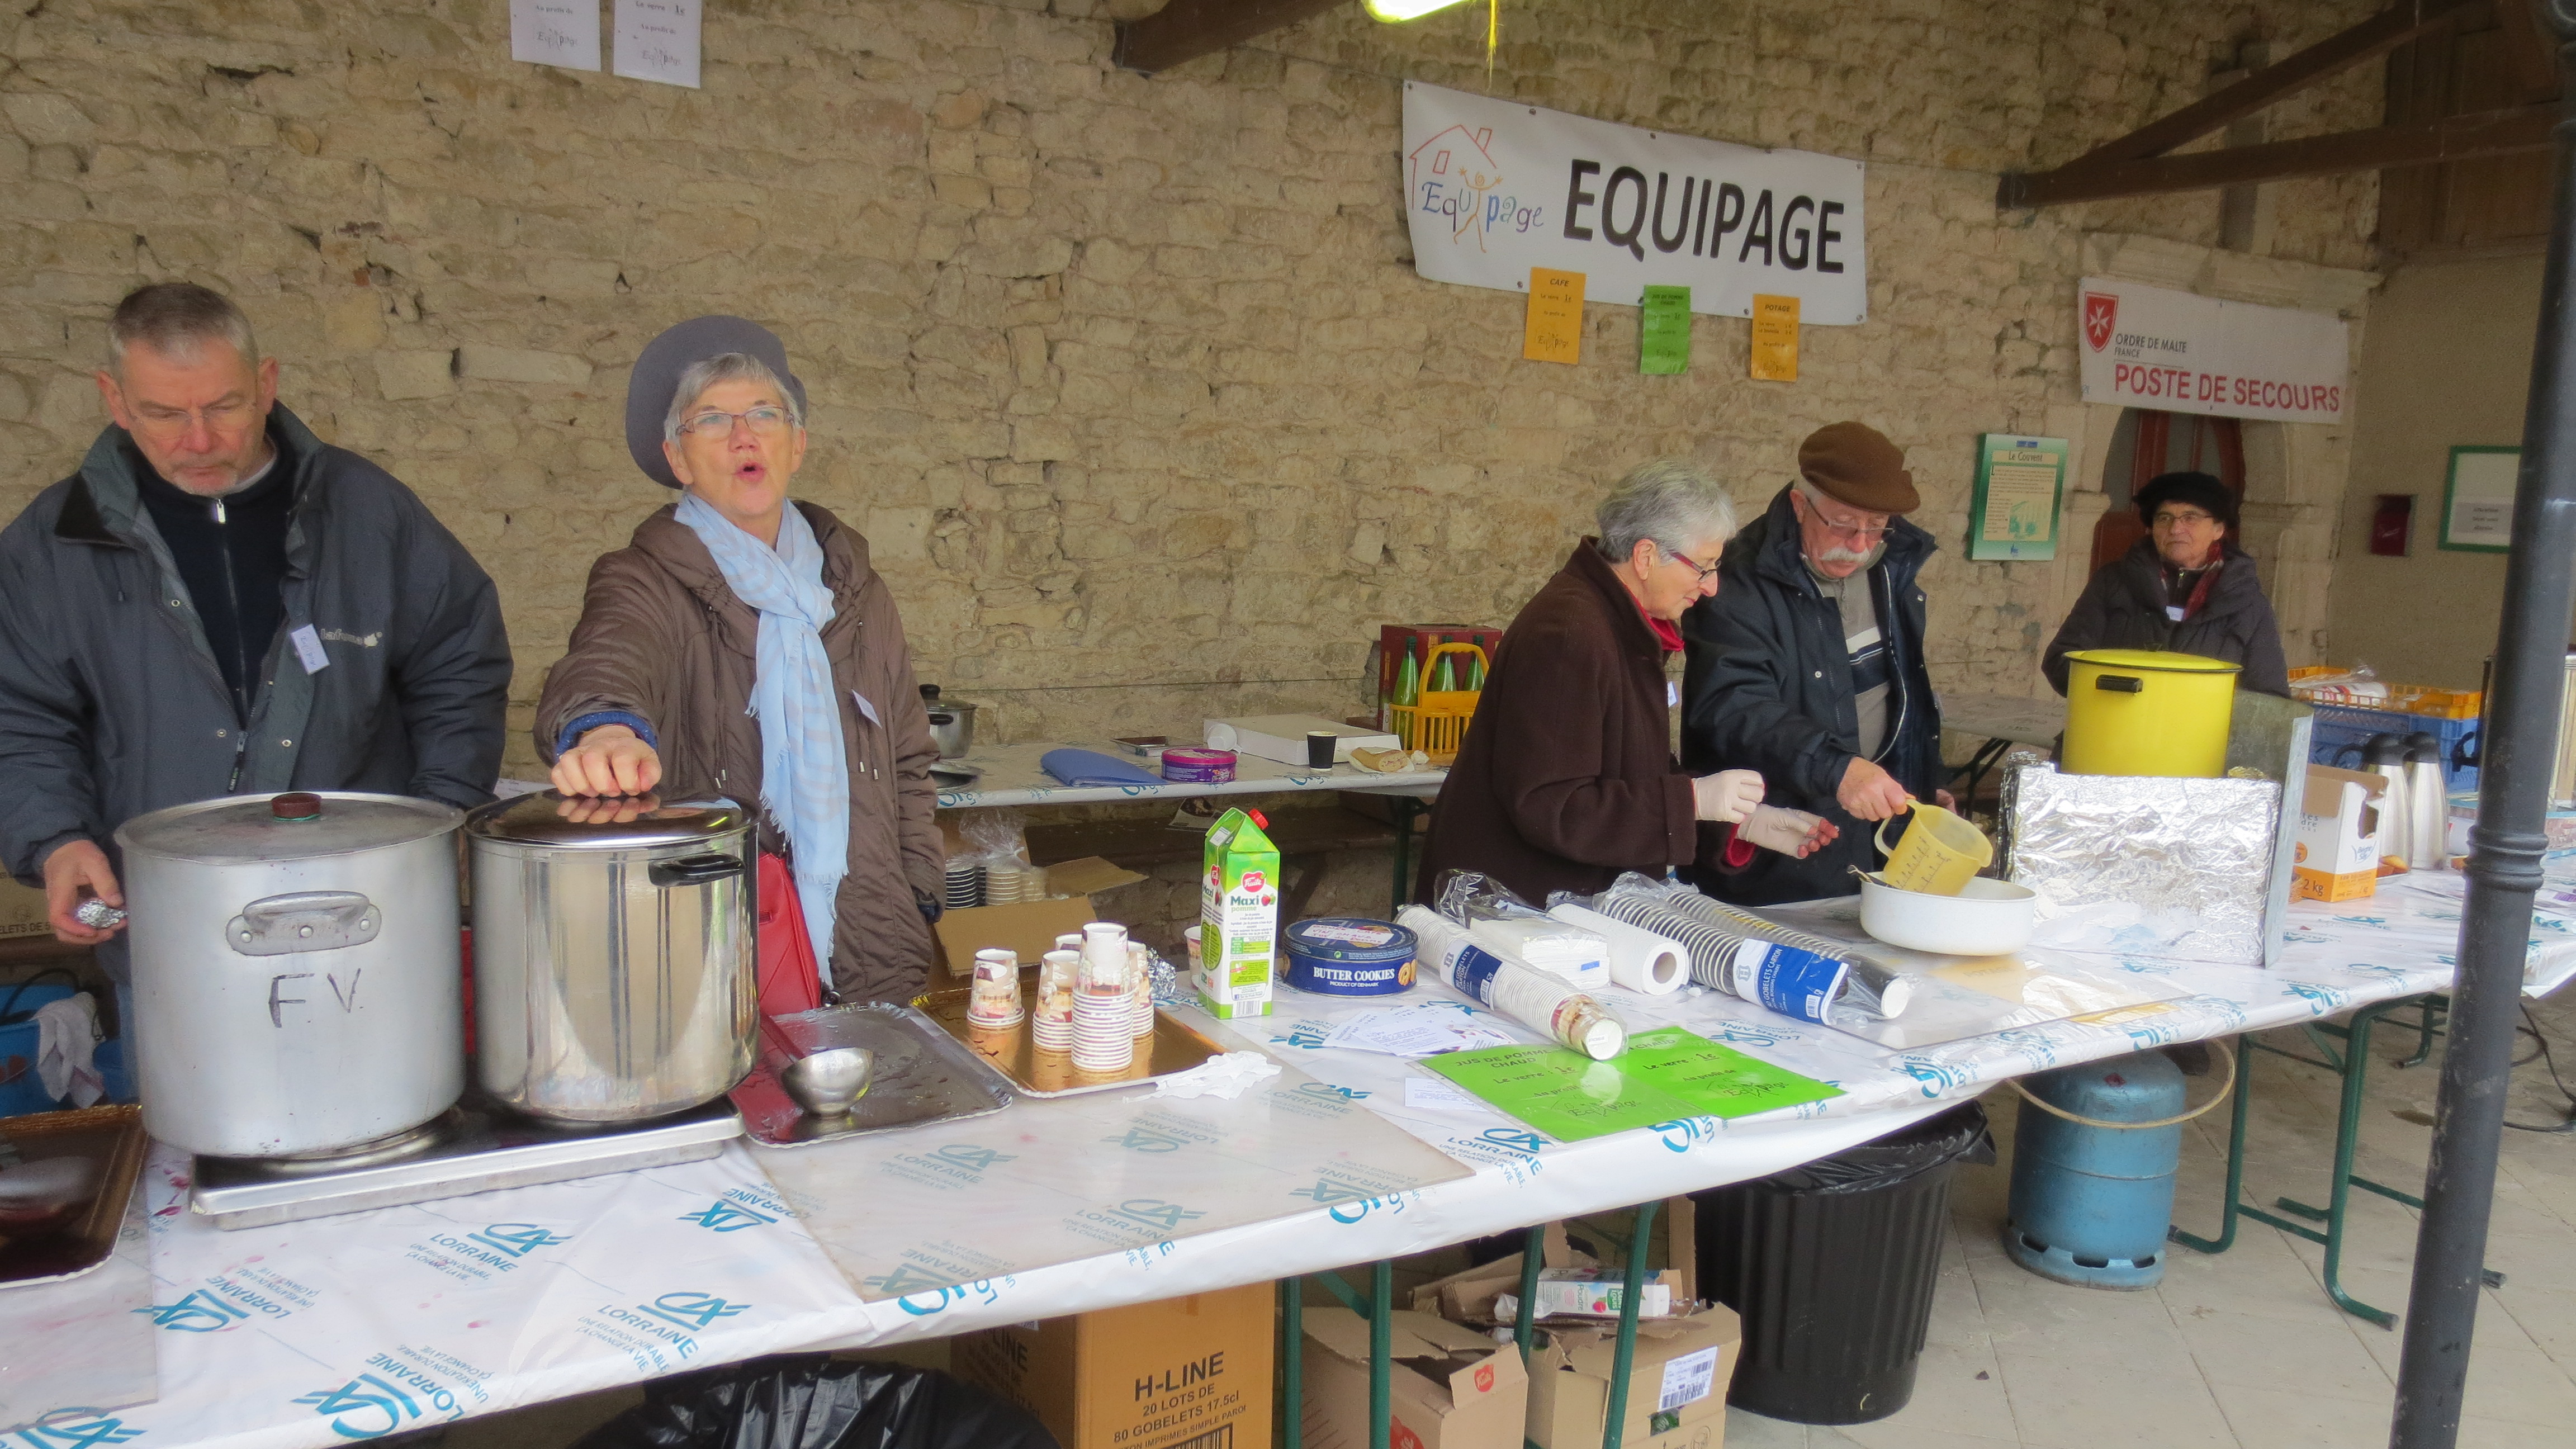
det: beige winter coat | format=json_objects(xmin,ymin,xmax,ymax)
[{"xmin": 536, "ymin": 501, "xmax": 943, "ymax": 1002}]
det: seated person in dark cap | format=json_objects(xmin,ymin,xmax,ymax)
[
  {"xmin": 535, "ymin": 316, "xmax": 945, "ymax": 1004},
  {"xmin": 1682, "ymin": 422, "xmax": 1948, "ymax": 905},
  {"xmin": 2042, "ymin": 470, "xmax": 2290, "ymax": 699}
]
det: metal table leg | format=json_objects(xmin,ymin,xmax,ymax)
[
  {"xmin": 1600, "ymin": 1200, "xmax": 1663, "ymax": 1449},
  {"xmin": 1388, "ymin": 797, "xmax": 1419, "ymax": 912},
  {"xmin": 1312, "ymin": 1261, "xmax": 1398, "ymax": 1449},
  {"xmin": 2172, "ymin": 1000, "xmax": 2502, "ymax": 1329}
]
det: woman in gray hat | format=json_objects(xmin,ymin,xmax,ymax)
[{"xmin": 537, "ymin": 315, "xmax": 945, "ymax": 1003}]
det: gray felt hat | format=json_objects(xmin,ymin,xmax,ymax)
[{"xmin": 623, "ymin": 315, "xmax": 810, "ymax": 489}]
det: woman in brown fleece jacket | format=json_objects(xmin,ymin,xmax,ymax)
[{"xmin": 1415, "ymin": 461, "xmax": 1834, "ymax": 906}]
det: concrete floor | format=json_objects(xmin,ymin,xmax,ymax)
[{"xmin": 409, "ymin": 990, "xmax": 2576, "ymax": 1449}]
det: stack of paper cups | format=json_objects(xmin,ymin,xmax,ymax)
[
  {"xmin": 1034, "ymin": 950, "xmax": 1078, "ymax": 1050},
  {"xmin": 968, "ymin": 948, "xmax": 1025, "ymax": 1027},
  {"xmin": 1073, "ymin": 922, "xmax": 1135, "ymax": 1072},
  {"xmin": 1126, "ymin": 941, "xmax": 1157, "ymax": 1037}
]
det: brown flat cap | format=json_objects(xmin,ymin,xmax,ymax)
[{"xmin": 1798, "ymin": 422, "xmax": 1919, "ymax": 514}]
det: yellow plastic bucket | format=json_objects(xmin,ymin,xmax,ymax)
[
  {"xmin": 2061, "ymin": 648, "xmax": 2239, "ymax": 778},
  {"xmin": 1872, "ymin": 801, "xmax": 1993, "ymax": 896}
]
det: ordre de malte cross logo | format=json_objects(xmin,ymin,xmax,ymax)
[{"xmin": 2082, "ymin": 291, "xmax": 2119, "ymax": 352}]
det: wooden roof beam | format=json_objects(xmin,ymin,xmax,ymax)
[
  {"xmin": 2004, "ymin": 101, "xmax": 2558, "ymax": 207},
  {"xmin": 2043, "ymin": 0, "xmax": 2480, "ymax": 175},
  {"xmin": 1114, "ymin": 0, "xmax": 1353, "ymax": 75}
]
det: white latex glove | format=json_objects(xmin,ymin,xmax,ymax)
[
  {"xmin": 1690, "ymin": 769, "xmax": 1764, "ymax": 823},
  {"xmin": 1737, "ymin": 804, "xmax": 1838, "ymax": 859}
]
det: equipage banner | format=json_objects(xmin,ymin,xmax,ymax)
[
  {"xmin": 2075, "ymin": 276, "xmax": 2350, "ymax": 423},
  {"xmin": 1401, "ymin": 81, "xmax": 1869, "ymax": 324}
]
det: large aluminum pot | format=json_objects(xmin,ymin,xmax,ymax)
[
  {"xmin": 117, "ymin": 790, "xmax": 465, "ymax": 1159},
  {"xmin": 466, "ymin": 792, "xmax": 755, "ymax": 1123}
]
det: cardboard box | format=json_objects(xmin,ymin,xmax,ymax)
[
  {"xmin": 930, "ymin": 856, "xmax": 1146, "ymax": 977},
  {"xmin": 951, "ymin": 1282, "xmax": 1272, "ymax": 1449},
  {"xmin": 0, "ymin": 877, "xmax": 49, "ymax": 941},
  {"xmin": 1412, "ymin": 1204, "xmax": 1698, "ymax": 1327},
  {"xmin": 1526, "ymin": 1304, "xmax": 1740, "ymax": 1449},
  {"xmin": 2292, "ymin": 765, "xmax": 2386, "ymax": 903},
  {"xmin": 1300, "ymin": 1306, "xmax": 1528, "ymax": 1449},
  {"xmin": 1204, "ymin": 714, "xmax": 1401, "ymax": 766}
]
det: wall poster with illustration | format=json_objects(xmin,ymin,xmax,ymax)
[{"xmin": 1967, "ymin": 434, "xmax": 2067, "ymax": 561}]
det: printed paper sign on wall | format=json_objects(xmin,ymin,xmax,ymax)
[
  {"xmin": 2076, "ymin": 277, "xmax": 2349, "ymax": 424},
  {"xmin": 1402, "ymin": 82, "xmax": 1869, "ymax": 324}
]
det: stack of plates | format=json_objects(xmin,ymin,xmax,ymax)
[
  {"xmin": 943, "ymin": 861, "xmax": 985, "ymax": 911},
  {"xmin": 984, "ymin": 863, "xmax": 1044, "ymax": 904}
]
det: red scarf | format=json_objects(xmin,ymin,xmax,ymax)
[{"xmin": 1634, "ymin": 596, "xmax": 1684, "ymax": 653}]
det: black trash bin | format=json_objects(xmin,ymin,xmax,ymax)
[
  {"xmin": 1694, "ymin": 1101, "xmax": 1995, "ymax": 1425},
  {"xmin": 574, "ymin": 1356, "xmax": 1060, "ymax": 1449}
]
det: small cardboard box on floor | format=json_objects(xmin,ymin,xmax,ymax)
[
  {"xmin": 1299, "ymin": 1305, "xmax": 1527, "ymax": 1449},
  {"xmin": 950, "ymin": 1282, "xmax": 1272, "ymax": 1449},
  {"xmin": 2292, "ymin": 764, "xmax": 2387, "ymax": 903},
  {"xmin": 929, "ymin": 850, "xmax": 1146, "ymax": 978}
]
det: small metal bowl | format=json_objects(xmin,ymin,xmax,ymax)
[{"xmin": 781, "ymin": 1047, "xmax": 875, "ymax": 1118}]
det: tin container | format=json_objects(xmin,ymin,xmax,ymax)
[
  {"xmin": 1282, "ymin": 916, "xmax": 1419, "ymax": 996},
  {"xmin": 118, "ymin": 791, "xmax": 465, "ymax": 1159},
  {"xmin": 466, "ymin": 792, "xmax": 756, "ymax": 1124},
  {"xmin": 1161, "ymin": 747, "xmax": 1238, "ymax": 783}
]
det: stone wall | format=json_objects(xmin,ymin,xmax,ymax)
[{"xmin": 0, "ymin": 0, "xmax": 2388, "ymax": 777}]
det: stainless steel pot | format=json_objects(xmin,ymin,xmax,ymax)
[
  {"xmin": 117, "ymin": 791, "xmax": 465, "ymax": 1159},
  {"xmin": 920, "ymin": 685, "xmax": 977, "ymax": 759},
  {"xmin": 466, "ymin": 793, "xmax": 755, "ymax": 1123}
]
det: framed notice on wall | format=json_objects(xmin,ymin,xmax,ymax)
[
  {"xmin": 1967, "ymin": 434, "xmax": 2067, "ymax": 561},
  {"xmin": 2441, "ymin": 446, "xmax": 2518, "ymax": 552}
]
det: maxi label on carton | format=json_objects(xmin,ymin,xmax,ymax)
[{"xmin": 1199, "ymin": 807, "xmax": 1279, "ymax": 1019}]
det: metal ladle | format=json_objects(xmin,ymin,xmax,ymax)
[{"xmin": 780, "ymin": 1047, "xmax": 875, "ymax": 1118}]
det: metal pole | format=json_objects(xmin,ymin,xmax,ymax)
[{"xmin": 2390, "ymin": 11, "xmax": 2576, "ymax": 1443}]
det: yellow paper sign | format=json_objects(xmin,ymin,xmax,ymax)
[
  {"xmin": 1523, "ymin": 267, "xmax": 1584, "ymax": 364},
  {"xmin": 1750, "ymin": 293, "xmax": 1799, "ymax": 381}
]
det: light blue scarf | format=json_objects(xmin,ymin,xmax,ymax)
[{"xmin": 675, "ymin": 491, "xmax": 846, "ymax": 974}]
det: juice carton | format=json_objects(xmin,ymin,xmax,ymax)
[{"xmin": 1199, "ymin": 807, "xmax": 1280, "ymax": 1018}]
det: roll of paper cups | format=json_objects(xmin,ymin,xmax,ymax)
[
  {"xmin": 1545, "ymin": 904, "xmax": 1687, "ymax": 996},
  {"xmin": 1397, "ymin": 907, "xmax": 1625, "ymax": 1060}
]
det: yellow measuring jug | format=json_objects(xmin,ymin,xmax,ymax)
[{"xmin": 1872, "ymin": 801, "xmax": 1993, "ymax": 896}]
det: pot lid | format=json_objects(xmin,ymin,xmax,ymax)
[
  {"xmin": 465, "ymin": 791, "xmax": 747, "ymax": 848},
  {"xmin": 2064, "ymin": 648, "xmax": 2242, "ymax": 675},
  {"xmin": 115, "ymin": 792, "xmax": 462, "ymax": 865}
]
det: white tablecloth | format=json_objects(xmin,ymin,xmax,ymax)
[
  {"xmin": 37, "ymin": 874, "xmax": 2575, "ymax": 1448},
  {"xmin": 934, "ymin": 740, "xmax": 1445, "ymax": 809}
]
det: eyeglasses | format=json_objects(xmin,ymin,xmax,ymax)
[
  {"xmin": 2151, "ymin": 509, "xmax": 2217, "ymax": 528},
  {"xmin": 678, "ymin": 406, "xmax": 793, "ymax": 437},
  {"xmin": 1662, "ymin": 547, "xmax": 1721, "ymax": 584},
  {"xmin": 126, "ymin": 398, "xmax": 257, "ymax": 438},
  {"xmin": 1793, "ymin": 490, "xmax": 1890, "ymax": 543}
]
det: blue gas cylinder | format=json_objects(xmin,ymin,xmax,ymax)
[{"xmin": 2003, "ymin": 1049, "xmax": 2185, "ymax": 1290}]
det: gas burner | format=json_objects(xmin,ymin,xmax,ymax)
[{"xmin": 190, "ymin": 1095, "xmax": 741, "ymax": 1230}]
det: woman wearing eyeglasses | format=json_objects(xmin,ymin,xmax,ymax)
[
  {"xmin": 536, "ymin": 316, "xmax": 945, "ymax": 1004},
  {"xmin": 2042, "ymin": 471, "xmax": 2290, "ymax": 699}
]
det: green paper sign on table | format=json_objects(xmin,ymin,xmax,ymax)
[{"xmin": 1423, "ymin": 1026, "xmax": 1843, "ymax": 1142}]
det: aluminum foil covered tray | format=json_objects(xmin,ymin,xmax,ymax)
[
  {"xmin": 2000, "ymin": 762, "xmax": 2281, "ymax": 966},
  {"xmin": 734, "ymin": 1003, "xmax": 1014, "ymax": 1148}
]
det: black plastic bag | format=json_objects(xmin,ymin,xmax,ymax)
[
  {"xmin": 574, "ymin": 1356, "xmax": 1060, "ymax": 1449},
  {"xmin": 1752, "ymin": 1100, "xmax": 1995, "ymax": 1195}
]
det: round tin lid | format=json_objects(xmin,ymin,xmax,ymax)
[
  {"xmin": 463, "ymin": 791, "xmax": 747, "ymax": 849},
  {"xmin": 1283, "ymin": 916, "xmax": 1418, "ymax": 964},
  {"xmin": 115, "ymin": 791, "xmax": 462, "ymax": 865}
]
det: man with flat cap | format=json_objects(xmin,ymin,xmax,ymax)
[{"xmin": 1682, "ymin": 422, "xmax": 1948, "ymax": 905}]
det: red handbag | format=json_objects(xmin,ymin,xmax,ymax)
[{"xmin": 755, "ymin": 851, "xmax": 825, "ymax": 1017}]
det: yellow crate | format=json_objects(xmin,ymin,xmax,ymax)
[{"xmin": 1391, "ymin": 644, "xmax": 1488, "ymax": 763}]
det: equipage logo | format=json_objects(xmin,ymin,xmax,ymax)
[{"xmin": 2083, "ymin": 291, "xmax": 2119, "ymax": 352}]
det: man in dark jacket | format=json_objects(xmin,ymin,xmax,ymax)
[
  {"xmin": 2042, "ymin": 471, "xmax": 2290, "ymax": 698},
  {"xmin": 1682, "ymin": 423, "xmax": 1947, "ymax": 905},
  {"xmin": 1417, "ymin": 461, "xmax": 1831, "ymax": 907},
  {"xmin": 0, "ymin": 282, "xmax": 511, "ymax": 983}
]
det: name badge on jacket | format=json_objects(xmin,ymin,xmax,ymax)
[{"xmin": 289, "ymin": 624, "xmax": 329, "ymax": 674}]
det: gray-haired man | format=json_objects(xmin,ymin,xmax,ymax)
[{"xmin": 0, "ymin": 282, "xmax": 510, "ymax": 992}]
